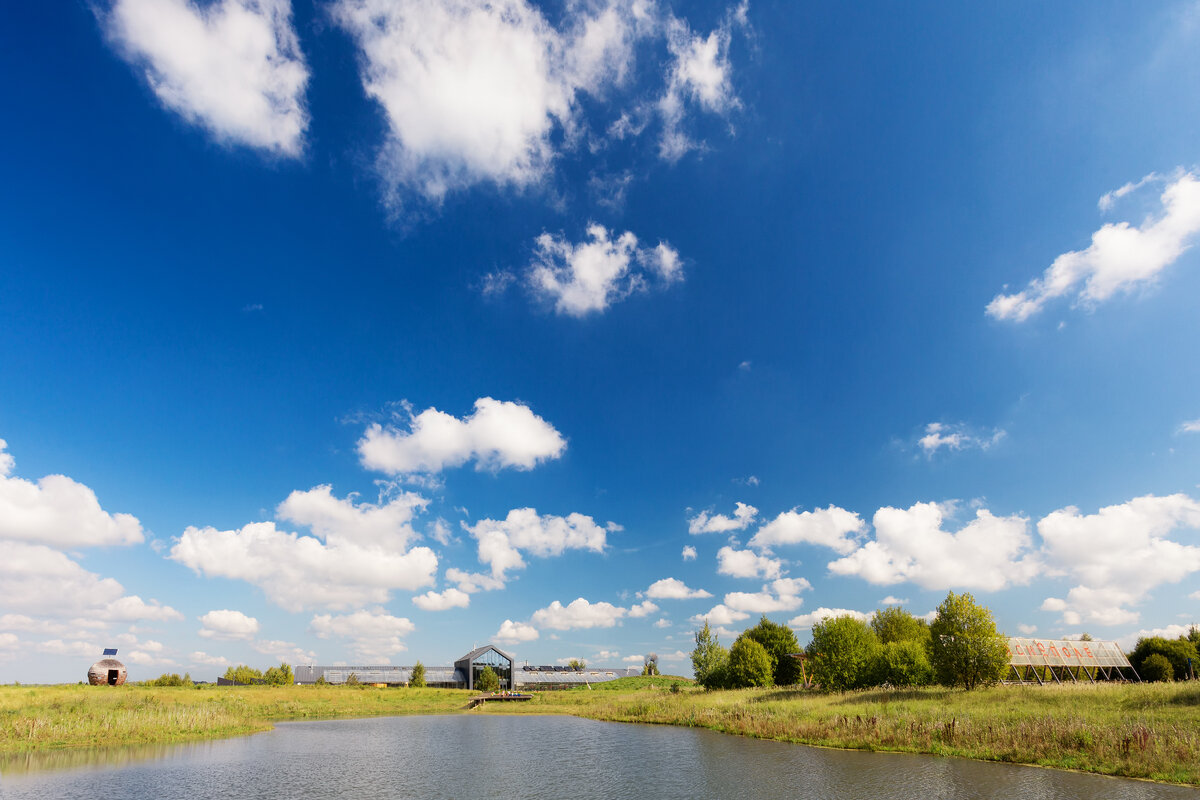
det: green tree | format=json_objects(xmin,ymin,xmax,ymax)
[
  {"xmin": 263, "ymin": 662, "xmax": 294, "ymax": 686},
  {"xmin": 871, "ymin": 606, "xmax": 931, "ymax": 645},
  {"xmin": 641, "ymin": 653, "xmax": 660, "ymax": 676},
  {"xmin": 344, "ymin": 672, "xmax": 361, "ymax": 686},
  {"xmin": 743, "ymin": 615, "xmax": 802, "ymax": 686},
  {"xmin": 411, "ymin": 661, "xmax": 427, "ymax": 687},
  {"xmin": 807, "ymin": 615, "xmax": 879, "ymax": 691},
  {"xmin": 1141, "ymin": 653, "xmax": 1174, "ymax": 682},
  {"xmin": 868, "ymin": 640, "xmax": 935, "ymax": 687},
  {"xmin": 1128, "ymin": 637, "xmax": 1199, "ymax": 680},
  {"xmin": 928, "ymin": 591, "xmax": 1008, "ymax": 690},
  {"xmin": 477, "ymin": 665, "xmax": 500, "ymax": 692},
  {"xmin": 726, "ymin": 636, "xmax": 774, "ymax": 688},
  {"xmin": 691, "ymin": 620, "xmax": 730, "ymax": 689},
  {"xmin": 567, "ymin": 659, "xmax": 587, "ymax": 671},
  {"xmin": 222, "ymin": 665, "xmax": 264, "ymax": 685}
]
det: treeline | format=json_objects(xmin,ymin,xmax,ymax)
[
  {"xmin": 692, "ymin": 591, "xmax": 1009, "ymax": 691},
  {"xmin": 221, "ymin": 662, "xmax": 295, "ymax": 686},
  {"xmin": 1129, "ymin": 630, "xmax": 1200, "ymax": 682}
]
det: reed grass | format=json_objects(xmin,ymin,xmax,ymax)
[{"xmin": 4, "ymin": 681, "xmax": 1199, "ymax": 785}]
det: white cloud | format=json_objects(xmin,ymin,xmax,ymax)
[
  {"xmin": 917, "ymin": 422, "xmax": 1006, "ymax": 457},
  {"xmin": 722, "ymin": 577, "xmax": 811, "ymax": 614},
  {"xmin": 411, "ymin": 587, "xmax": 471, "ymax": 611},
  {"xmin": 681, "ymin": 545, "xmax": 697, "ymax": 561},
  {"xmin": 467, "ymin": 507, "xmax": 608, "ymax": 581},
  {"xmin": 1179, "ymin": 419, "xmax": 1200, "ymax": 434},
  {"xmin": 531, "ymin": 597, "xmax": 627, "ymax": 630},
  {"xmin": 358, "ymin": 398, "xmax": 566, "ymax": 476},
  {"xmin": 628, "ymin": 600, "xmax": 659, "ymax": 618},
  {"xmin": 495, "ymin": 619, "xmax": 540, "ymax": 644},
  {"xmin": 276, "ymin": 484, "xmax": 427, "ymax": 552},
  {"xmin": 748, "ymin": 506, "xmax": 864, "ymax": 555},
  {"xmin": 622, "ymin": 654, "xmax": 645, "ymax": 664},
  {"xmin": 1017, "ymin": 624, "xmax": 1038, "ymax": 635},
  {"xmin": 880, "ymin": 596, "xmax": 908, "ymax": 606},
  {"xmin": 330, "ymin": 0, "xmax": 648, "ymax": 204},
  {"xmin": 716, "ymin": 545, "xmax": 783, "ymax": 580},
  {"xmin": 198, "ymin": 609, "xmax": 259, "ymax": 640},
  {"xmin": 653, "ymin": 618, "xmax": 671, "ymax": 629},
  {"xmin": 37, "ymin": 638, "xmax": 103, "ymax": 658},
  {"xmin": 310, "ymin": 608, "xmax": 415, "ymax": 661},
  {"xmin": 528, "ymin": 224, "xmax": 683, "ymax": 316},
  {"xmin": 645, "ymin": 577, "xmax": 712, "ymax": 600},
  {"xmin": 1191, "ymin": 590, "xmax": 1200, "ymax": 600},
  {"xmin": 445, "ymin": 568, "xmax": 505, "ymax": 594},
  {"xmin": 828, "ymin": 502, "xmax": 1040, "ymax": 591},
  {"xmin": 688, "ymin": 501, "xmax": 757, "ymax": 534},
  {"xmin": 787, "ymin": 607, "xmax": 872, "ymax": 629},
  {"xmin": 657, "ymin": 4, "xmax": 746, "ymax": 160},
  {"xmin": 660, "ymin": 649, "xmax": 689, "ymax": 662},
  {"xmin": 0, "ymin": 441, "xmax": 143, "ymax": 547},
  {"xmin": 689, "ymin": 603, "xmax": 749, "ymax": 627},
  {"xmin": 0, "ymin": 541, "xmax": 181, "ymax": 622},
  {"xmin": 170, "ymin": 520, "xmax": 438, "ymax": 610},
  {"xmin": 102, "ymin": 0, "xmax": 308, "ymax": 156},
  {"xmin": 1038, "ymin": 493, "xmax": 1200, "ymax": 625},
  {"xmin": 987, "ymin": 171, "xmax": 1200, "ymax": 321},
  {"xmin": 189, "ymin": 651, "xmax": 232, "ymax": 668},
  {"xmin": 252, "ymin": 638, "xmax": 316, "ymax": 664},
  {"xmin": 1116, "ymin": 624, "xmax": 1199, "ymax": 651}
]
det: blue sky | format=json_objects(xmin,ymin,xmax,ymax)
[{"xmin": 2, "ymin": 0, "xmax": 1200, "ymax": 682}]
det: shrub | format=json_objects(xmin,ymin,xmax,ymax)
[
  {"xmin": 411, "ymin": 661, "xmax": 427, "ymax": 688},
  {"xmin": 928, "ymin": 591, "xmax": 1008, "ymax": 690},
  {"xmin": 1141, "ymin": 653, "xmax": 1174, "ymax": 682},
  {"xmin": 743, "ymin": 616, "xmax": 802, "ymax": 686},
  {"xmin": 1129, "ymin": 637, "xmax": 1198, "ymax": 681},
  {"xmin": 808, "ymin": 615, "xmax": 879, "ymax": 691},
  {"xmin": 726, "ymin": 637, "xmax": 774, "ymax": 688},
  {"xmin": 869, "ymin": 640, "xmax": 935, "ymax": 687}
]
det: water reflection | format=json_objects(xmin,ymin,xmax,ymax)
[
  {"xmin": 1, "ymin": 715, "xmax": 1196, "ymax": 799},
  {"xmin": 0, "ymin": 740, "xmax": 218, "ymax": 776}
]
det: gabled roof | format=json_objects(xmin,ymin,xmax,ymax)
[{"xmin": 457, "ymin": 644, "xmax": 515, "ymax": 664}]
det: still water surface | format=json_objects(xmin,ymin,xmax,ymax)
[{"xmin": 2, "ymin": 715, "xmax": 1196, "ymax": 799}]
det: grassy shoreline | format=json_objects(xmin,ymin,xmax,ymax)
[{"xmin": 4, "ymin": 680, "xmax": 1199, "ymax": 785}]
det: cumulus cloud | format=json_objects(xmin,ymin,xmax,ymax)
[
  {"xmin": 331, "ymin": 0, "xmax": 652, "ymax": 205},
  {"xmin": 1017, "ymin": 624, "xmax": 1038, "ymax": 635},
  {"xmin": 828, "ymin": 502, "xmax": 1040, "ymax": 592},
  {"xmin": 528, "ymin": 224, "xmax": 682, "ymax": 316},
  {"xmin": 467, "ymin": 507, "xmax": 609, "ymax": 581},
  {"xmin": 787, "ymin": 607, "xmax": 871, "ymax": 629},
  {"xmin": 987, "ymin": 171, "xmax": 1200, "ymax": 321},
  {"xmin": 645, "ymin": 577, "xmax": 712, "ymax": 600},
  {"xmin": 880, "ymin": 596, "xmax": 908, "ymax": 606},
  {"xmin": 445, "ymin": 568, "xmax": 505, "ymax": 594},
  {"xmin": 1038, "ymin": 493, "xmax": 1200, "ymax": 625},
  {"xmin": 252, "ymin": 638, "xmax": 316, "ymax": 664},
  {"xmin": 657, "ymin": 2, "xmax": 746, "ymax": 160},
  {"xmin": 1179, "ymin": 418, "xmax": 1200, "ymax": 434},
  {"xmin": 198, "ymin": 609, "xmax": 259, "ymax": 640},
  {"xmin": 0, "ymin": 541, "xmax": 181, "ymax": 622},
  {"xmin": 748, "ymin": 506, "xmax": 864, "ymax": 554},
  {"xmin": 310, "ymin": 608, "xmax": 415, "ymax": 661},
  {"xmin": 689, "ymin": 603, "xmax": 749, "ymax": 627},
  {"xmin": 0, "ymin": 440, "xmax": 144, "ymax": 547},
  {"xmin": 722, "ymin": 577, "xmax": 811, "ymax": 614},
  {"xmin": 1116, "ymin": 623, "xmax": 1199, "ymax": 650},
  {"xmin": 495, "ymin": 619, "xmax": 539, "ymax": 643},
  {"xmin": 917, "ymin": 422, "xmax": 1006, "ymax": 457},
  {"xmin": 102, "ymin": 0, "xmax": 308, "ymax": 156},
  {"xmin": 171, "ymin": 518, "xmax": 438, "ymax": 610},
  {"xmin": 277, "ymin": 484, "xmax": 427, "ymax": 552},
  {"xmin": 531, "ymin": 597, "xmax": 627, "ymax": 630},
  {"xmin": 358, "ymin": 398, "xmax": 566, "ymax": 476},
  {"xmin": 716, "ymin": 545, "xmax": 783, "ymax": 580},
  {"xmin": 628, "ymin": 600, "xmax": 659, "ymax": 618},
  {"xmin": 189, "ymin": 651, "xmax": 232, "ymax": 667},
  {"xmin": 411, "ymin": 587, "xmax": 471, "ymax": 611},
  {"xmin": 681, "ymin": 545, "xmax": 697, "ymax": 561},
  {"xmin": 688, "ymin": 501, "xmax": 757, "ymax": 534}
]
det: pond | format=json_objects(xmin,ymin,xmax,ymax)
[{"xmin": 2, "ymin": 715, "xmax": 1196, "ymax": 799}]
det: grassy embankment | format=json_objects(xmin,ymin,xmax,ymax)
[{"xmin": 4, "ymin": 679, "xmax": 1200, "ymax": 785}]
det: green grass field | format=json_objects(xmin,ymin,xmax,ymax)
[{"xmin": 4, "ymin": 680, "xmax": 1199, "ymax": 785}]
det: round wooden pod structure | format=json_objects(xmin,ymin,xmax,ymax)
[{"xmin": 88, "ymin": 658, "xmax": 127, "ymax": 686}]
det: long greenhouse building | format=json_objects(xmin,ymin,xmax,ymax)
[{"xmin": 293, "ymin": 645, "xmax": 641, "ymax": 689}]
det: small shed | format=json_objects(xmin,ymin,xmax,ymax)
[{"xmin": 88, "ymin": 648, "xmax": 127, "ymax": 686}]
